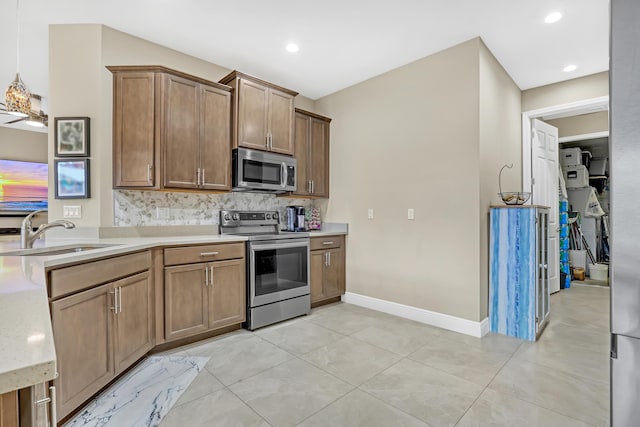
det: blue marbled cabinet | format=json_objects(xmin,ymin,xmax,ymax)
[{"xmin": 489, "ymin": 206, "xmax": 549, "ymax": 341}]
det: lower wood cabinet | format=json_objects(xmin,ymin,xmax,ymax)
[
  {"xmin": 310, "ymin": 236, "xmax": 346, "ymax": 304},
  {"xmin": 50, "ymin": 258, "xmax": 152, "ymax": 422},
  {"xmin": 164, "ymin": 247, "xmax": 245, "ymax": 341},
  {"xmin": 0, "ymin": 390, "xmax": 18, "ymax": 427}
]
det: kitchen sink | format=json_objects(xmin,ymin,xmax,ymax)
[{"xmin": 0, "ymin": 244, "xmax": 119, "ymax": 257}]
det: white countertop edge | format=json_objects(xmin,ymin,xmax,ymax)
[{"xmin": 0, "ymin": 360, "xmax": 56, "ymax": 395}]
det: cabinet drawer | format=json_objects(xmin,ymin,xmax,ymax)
[
  {"xmin": 49, "ymin": 251, "xmax": 151, "ymax": 299},
  {"xmin": 164, "ymin": 242, "xmax": 245, "ymax": 266},
  {"xmin": 311, "ymin": 235, "xmax": 344, "ymax": 251}
]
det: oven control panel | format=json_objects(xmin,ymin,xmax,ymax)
[{"xmin": 220, "ymin": 210, "xmax": 280, "ymax": 228}]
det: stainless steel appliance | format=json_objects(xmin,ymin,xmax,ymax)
[
  {"xmin": 611, "ymin": 1, "xmax": 640, "ymax": 425},
  {"xmin": 232, "ymin": 148, "xmax": 296, "ymax": 193},
  {"xmin": 285, "ymin": 206, "xmax": 306, "ymax": 232},
  {"xmin": 220, "ymin": 210, "xmax": 310, "ymax": 329}
]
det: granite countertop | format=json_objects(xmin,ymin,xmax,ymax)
[{"xmin": 0, "ymin": 223, "xmax": 347, "ymax": 394}]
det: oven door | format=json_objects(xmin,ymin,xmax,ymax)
[{"xmin": 248, "ymin": 238, "xmax": 310, "ymax": 307}]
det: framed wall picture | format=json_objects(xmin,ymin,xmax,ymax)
[
  {"xmin": 54, "ymin": 158, "xmax": 90, "ymax": 199},
  {"xmin": 54, "ymin": 117, "xmax": 90, "ymax": 157}
]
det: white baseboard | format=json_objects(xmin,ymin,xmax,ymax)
[{"xmin": 341, "ymin": 292, "xmax": 489, "ymax": 338}]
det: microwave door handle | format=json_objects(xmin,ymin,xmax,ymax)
[{"xmin": 281, "ymin": 162, "xmax": 288, "ymax": 188}]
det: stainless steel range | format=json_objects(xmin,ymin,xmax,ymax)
[{"xmin": 220, "ymin": 210, "xmax": 310, "ymax": 330}]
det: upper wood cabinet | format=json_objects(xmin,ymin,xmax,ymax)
[
  {"xmin": 112, "ymin": 71, "xmax": 157, "ymax": 188},
  {"xmin": 292, "ymin": 109, "xmax": 331, "ymax": 198},
  {"xmin": 108, "ymin": 66, "xmax": 232, "ymax": 192},
  {"xmin": 162, "ymin": 74, "xmax": 232, "ymax": 191},
  {"xmin": 220, "ymin": 71, "xmax": 297, "ymax": 156}
]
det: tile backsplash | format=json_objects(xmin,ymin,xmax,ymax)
[{"xmin": 114, "ymin": 190, "xmax": 315, "ymax": 227}]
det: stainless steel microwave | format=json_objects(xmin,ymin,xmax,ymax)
[{"xmin": 232, "ymin": 148, "xmax": 296, "ymax": 193}]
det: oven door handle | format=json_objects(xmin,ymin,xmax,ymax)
[{"xmin": 250, "ymin": 241, "xmax": 309, "ymax": 251}]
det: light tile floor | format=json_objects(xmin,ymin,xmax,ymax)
[{"xmin": 160, "ymin": 285, "xmax": 609, "ymax": 427}]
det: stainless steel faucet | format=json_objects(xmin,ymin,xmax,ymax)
[{"xmin": 20, "ymin": 209, "xmax": 76, "ymax": 249}]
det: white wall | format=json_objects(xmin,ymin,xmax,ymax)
[
  {"xmin": 546, "ymin": 111, "xmax": 609, "ymax": 138},
  {"xmin": 0, "ymin": 127, "xmax": 47, "ymax": 162}
]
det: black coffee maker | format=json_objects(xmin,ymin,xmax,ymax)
[{"xmin": 285, "ymin": 206, "xmax": 306, "ymax": 231}]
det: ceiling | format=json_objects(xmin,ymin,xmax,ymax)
[{"xmin": 0, "ymin": 0, "xmax": 609, "ymax": 130}]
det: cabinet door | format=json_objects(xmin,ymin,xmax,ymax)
[
  {"xmin": 238, "ymin": 79, "xmax": 268, "ymax": 151},
  {"xmin": 200, "ymin": 84, "xmax": 232, "ymax": 190},
  {"xmin": 293, "ymin": 112, "xmax": 311, "ymax": 196},
  {"xmin": 324, "ymin": 247, "xmax": 345, "ymax": 298},
  {"xmin": 310, "ymin": 250, "xmax": 326, "ymax": 303},
  {"xmin": 163, "ymin": 74, "xmax": 200, "ymax": 189},
  {"xmin": 113, "ymin": 72, "xmax": 156, "ymax": 188},
  {"xmin": 113, "ymin": 271, "xmax": 154, "ymax": 374},
  {"xmin": 164, "ymin": 263, "xmax": 208, "ymax": 340},
  {"xmin": 51, "ymin": 284, "xmax": 114, "ymax": 421},
  {"xmin": 0, "ymin": 391, "xmax": 18, "ymax": 427},
  {"xmin": 309, "ymin": 117, "xmax": 329, "ymax": 197},
  {"xmin": 268, "ymin": 88, "xmax": 295, "ymax": 155},
  {"xmin": 209, "ymin": 259, "xmax": 246, "ymax": 330}
]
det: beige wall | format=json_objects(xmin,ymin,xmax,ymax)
[
  {"xmin": 478, "ymin": 41, "xmax": 522, "ymax": 319},
  {"xmin": 49, "ymin": 24, "xmax": 316, "ymax": 227},
  {"xmin": 0, "ymin": 127, "xmax": 47, "ymax": 162},
  {"xmin": 522, "ymin": 72, "xmax": 609, "ymax": 112},
  {"xmin": 546, "ymin": 111, "xmax": 609, "ymax": 138},
  {"xmin": 316, "ymin": 39, "xmax": 484, "ymax": 321}
]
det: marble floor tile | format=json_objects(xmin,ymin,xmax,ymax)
[
  {"xmin": 173, "ymin": 368, "xmax": 224, "ymax": 407},
  {"xmin": 360, "ymin": 358, "xmax": 483, "ymax": 427},
  {"xmin": 435, "ymin": 331, "xmax": 523, "ymax": 356},
  {"xmin": 309, "ymin": 308, "xmax": 386, "ymax": 335},
  {"xmin": 256, "ymin": 321, "xmax": 345, "ymax": 355},
  {"xmin": 298, "ymin": 389, "xmax": 429, "ymax": 427},
  {"xmin": 408, "ymin": 337, "xmax": 512, "ymax": 387},
  {"xmin": 301, "ymin": 336, "xmax": 402, "ymax": 386},
  {"xmin": 456, "ymin": 388, "xmax": 591, "ymax": 427},
  {"xmin": 229, "ymin": 358, "xmax": 353, "ymax": 426},
  {"xmin": 488, "ymin": 357, "xmax": 609, "ymax": 426},
  {"xmin": 514, "ymin": 339, "xmax": 610, "ymax": 383},
  {"xmin": 199, "ymin": 335, "xmax": 294, "ymax": 386},
  {"xmin": 65, "ymin": 355, "xmax": 208, "ymax": 427},
  {"xmin": 160, "ymin": 389, "xmax": 268, "ymax": 427},
  {"xmin": 351, "ymin": 320, "xmax": 442, "ymax": 356}
]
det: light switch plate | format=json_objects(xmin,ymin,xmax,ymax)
[
  {"xmin": 367, "ymin": 208, "xmax": 374, "ymax": 220},
  {"xmin": 63, "ymin": 205, "xmax": 82, "ymax": 218},
  {"xmin": 408, "ymin": 208, "xmax": 415, "ymax": 220}
]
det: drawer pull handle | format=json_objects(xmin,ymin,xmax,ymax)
[
  {"xmin": 200, "ymin": 251, "xmax": 220, "ymax": 257},
  {"xmin": 322, "ymin": 241, "xmax": 334, "ymax": 245}
]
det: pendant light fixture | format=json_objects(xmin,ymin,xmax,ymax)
[{"xmin": 5, "ymin": 0, "xmax": 31, "ymax": 117}]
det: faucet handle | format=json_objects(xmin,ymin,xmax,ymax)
[{"xmin": 22, "ymin": 209, "xmax": 48, "ymax": 229}]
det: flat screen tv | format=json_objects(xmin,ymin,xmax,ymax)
[{"xmin": 0, "ymin": 159, "xmax": 48, "ymax": 215}]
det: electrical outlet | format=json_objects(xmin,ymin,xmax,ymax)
[
  {"xmin": 408, "ymin": 208, "xmax": 415, "ymax": 220},
  {"xmin": 63, "ymin": 205, "xmax": 82, "ymax": 218},
  {"xmin": 367, "ymin": 208, "xmax": 374, "ymax": 220},
  {"xmin": 156, "ymin": 207, "xmax": 170, "ymax": 219}
]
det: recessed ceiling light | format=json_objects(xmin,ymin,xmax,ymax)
[
  {"xmin": 563, "ymin": 65, "xmax": 577, "ymax": 72},
  {"xmin": 285, "ymin": 43, "xmax": 299, "ymax": 53},
  {"xmin": 545, "ymin": 12, "xmax": 563, "ymax": 23}
]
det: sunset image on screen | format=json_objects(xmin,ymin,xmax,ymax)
[{"xmin": 0, "ymin": 160, "xmax": 48, "ymax": 212}]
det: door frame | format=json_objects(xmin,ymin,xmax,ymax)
[{"xmin": 522, "ymin": 95, "xmax": 609, "ymax": 195}]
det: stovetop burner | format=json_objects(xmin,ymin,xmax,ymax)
[{"xmin": 219, "ymin": 210, "xmax": 309, "ymax": 240}]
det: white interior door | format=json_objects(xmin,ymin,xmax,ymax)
[{"xmin": 532, "ymin": 119, "xmax": 560, "ymax": 293}]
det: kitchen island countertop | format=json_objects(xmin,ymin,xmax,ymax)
[{"xmin": 0, "ymin": 233, "xmax": 248, "ymax": 394}]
